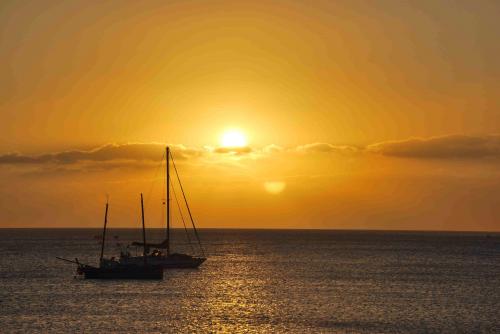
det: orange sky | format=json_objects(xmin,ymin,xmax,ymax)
[{"xmin": 0, "ymin": 0, "xmax": 499, "ymax": 230}]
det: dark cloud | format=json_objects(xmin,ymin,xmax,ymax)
[
  {"xmin": 0, "ymin": 143, "xmax": 202, "ymax": 165},
  {"xmin": 0, "ymin": 153, "xmax": 45, "ymax": 164},
  {"xmin": 367, "ymin": 134, "xmax": 500, "ymax": 159}
]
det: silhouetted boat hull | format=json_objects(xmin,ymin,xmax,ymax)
[
  {"xmin": 120, "ymin": 254, "xmax": 206, "ymax": 268},
  {"xmin": 80, "ymin": 265, "xmax": 163, "ymax": 279}
]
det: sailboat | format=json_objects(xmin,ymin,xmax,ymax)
[
  {"xmin": 119, "ymin": 146, "xmax": 207, "ymax": 268},
  {"xmin": 57, "ymin": 194, "xmax": 163, "ymax": 279}
]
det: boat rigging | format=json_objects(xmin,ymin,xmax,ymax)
[{"xmin": 123, "ymin": 146, "xmax": 206, "ymax": 268}]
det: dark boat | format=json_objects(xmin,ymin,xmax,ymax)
[
  {"xmin": 121, "ymin": 146, "xmax": 206, "ymax": 269},
  {"xmin": 119, "ymin": 251, "xmax": 206, "ymax": 269},
  {"xmin": 78, "ymin": 261, "xmax": 163, "ymax": 280},
  {"xmin": 57, "ymin": 194, "xmax": 163, "ymax": 280}
]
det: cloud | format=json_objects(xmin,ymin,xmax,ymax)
[
  {"xmin": 1, "ymin": 134, "xmax": 499, "ymax": 168},
  {"xmin": 296, "ymin": 143, "xmax": 360, "ymax": 154},
  {"xmin": 0, "ymin": 153, "xmax": 44, "ymax": 164},
  {"xmin": 0, "ymin": 143, "xmax": 203, "ymax": 165},
  {"xmin": 367, "ymin": 134, "xmax": 500, "ymax": 159},
  {"xmin": 262, "ymin": 144, "xmax": 284, "ymax": 154},
  {"xmin": 212, "ymin": 146, "xmax": 253, "ymax": 154}
]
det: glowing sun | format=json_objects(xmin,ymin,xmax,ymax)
[{"xmin": 220, "ymin": 130, "xmax": 248, "ymax": 148}]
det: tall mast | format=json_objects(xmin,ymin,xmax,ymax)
[
  {"xmin": 166, "ymin": 146, "xmax": 170, "ymax": 256},
  {"xmin": 171, "ymin": 155, "xmax": 205, "ymax": 257},
  {"xmin": 99, "ymin": 200, "xmax": 109, "ymax": 264},
  {"xmin": 141, "ymin": 193, "xmax": 147, "ymax": 265}
]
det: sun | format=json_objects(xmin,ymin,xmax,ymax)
[{"xmin": 220, "ymin": 130, "xmax": 248, "ymax": 148}]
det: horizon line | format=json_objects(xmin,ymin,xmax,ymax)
[{"xmin": 1, "ymin": 226, "xmax": 499, "ymax": 234}]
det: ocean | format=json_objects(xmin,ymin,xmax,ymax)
[{"xmin": 0, "ymin": 229, "xmax": 499, "ymax": 333}]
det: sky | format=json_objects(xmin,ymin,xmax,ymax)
[{"xmin": 0, "ymin": 0, "xmax": 499, "ymax": 230}]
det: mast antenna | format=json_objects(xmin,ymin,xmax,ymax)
[
  {"xmin": 141, "ymin": 193, "xmax": 147, "ymax": 265},
  {"xmin": 99, "ymin": 197, "xmax": 109, "ymax": 264},
  {"xmin": 166, "ymin": 146, "xmax": 170, "ymax": 256}
]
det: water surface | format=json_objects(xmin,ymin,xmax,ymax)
[{"xmin": 0, "ymin": 229, "xmax": 499, "ymax": 333}]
